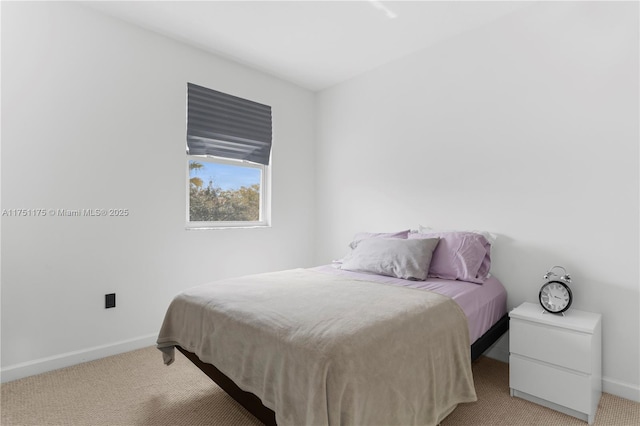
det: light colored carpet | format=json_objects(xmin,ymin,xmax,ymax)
[{"xmin": 1, "ymin": 346, "xmax": 638, "ymax": 425}]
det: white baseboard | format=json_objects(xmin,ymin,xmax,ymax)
[
  {"xmin": 0, "ymin": 333, "xmax": 158, "ymax": 383},
  {"xmin": 602, "ymin": 376, "xmax": 640, "ymax": 403}
]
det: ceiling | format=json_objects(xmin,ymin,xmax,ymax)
[{"xmin": 83, "ymin": 1, "xmax": 531, "ymax": 91}]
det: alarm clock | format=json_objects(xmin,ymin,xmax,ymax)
[{"xmin": 539, "ymin": 266, "xmax": 573, "ymax": 314}]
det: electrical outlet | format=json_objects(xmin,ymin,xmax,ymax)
[{"xmin": 105, "ymin": 293, "xmax": 116, "ymax": 309}]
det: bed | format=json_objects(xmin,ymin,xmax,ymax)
[{"xmin": 157, "ymin": 230, "xmax": 508, "ymax": 426}]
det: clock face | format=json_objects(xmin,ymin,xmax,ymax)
[{"xmin": 539, "ymin": 280, "xmax": 572, "ymax": 313}]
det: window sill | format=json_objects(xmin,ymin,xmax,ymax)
[{"xmin": 185, "ymin": 223, "xmax": 271, "ymax": 230}]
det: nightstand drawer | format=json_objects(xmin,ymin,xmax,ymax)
[
  {"xmin": 510, "ymin": 354, "xmax": 591, "ymax": 413},
  {"xmin": 510, "ymin": 319, "xmax": 591, "ymax": 373}
]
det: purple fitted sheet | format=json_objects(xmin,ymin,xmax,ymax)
[{"xmin": 309, "ymin": 264, "xmax": 507, "ymax": 344}]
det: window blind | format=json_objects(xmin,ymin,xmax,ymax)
[{"xmin": 187, "ymin": 83, "xmax": 272, "ymax": 165}]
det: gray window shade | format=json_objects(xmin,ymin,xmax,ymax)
[{"xmin": 187, "ymin": 83, "xmax": 272, "ymax": 165}]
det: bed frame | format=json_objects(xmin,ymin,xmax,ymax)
[{"xmin": 176, "ymin": 313, "xmax": 509, "ymax": 426}]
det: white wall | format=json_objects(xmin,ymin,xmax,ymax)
[
  {"xmin": 1, "ymin": 2, "xmax": 316, "ymax": 380},
  {"xmin": 316, "ymin": 2, "xmax": 639, "ymax": 400}
]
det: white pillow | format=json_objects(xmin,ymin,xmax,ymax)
[
  {"xmin": 340, "ymin": 237, "xmax": 440, "ymax": 281},
  {"xmin": 333, "ymin": 229, "xmax": 411, "ymax": 266},
  {"xmin": 348, "ymin": 229, "xmax": 410, "ymax": 249}
]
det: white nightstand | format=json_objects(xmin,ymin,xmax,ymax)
[{"xmin": 509, "ymin": 302, "xmax": 602, "ymax": 424}]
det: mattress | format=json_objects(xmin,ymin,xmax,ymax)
[{"xmin": 310, "ymin": 264, "xmax": 507, "ymax": 343}]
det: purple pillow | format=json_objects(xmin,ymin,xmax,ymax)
[{"xmin": 408, "ymin": 231, "xmax": 491, "ymax": 284}]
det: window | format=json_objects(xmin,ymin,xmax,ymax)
[
  {"xmin": 188, "ymin": 156, "xmax": 267, "ymax": 225},
  {"xmin": 186, "ymin": 83, "xmax": 272, "ymax": 228}
]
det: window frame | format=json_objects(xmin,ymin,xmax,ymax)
[{"xmin": 186, "ymin": 154, "xmax": 271, "ymax": 230}]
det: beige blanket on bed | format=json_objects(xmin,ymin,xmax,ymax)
[{"xmin": 157, "ymin": 269, "xmax": 476, "ymax": 426}]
